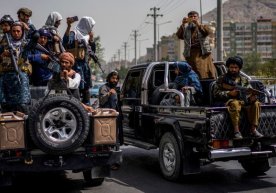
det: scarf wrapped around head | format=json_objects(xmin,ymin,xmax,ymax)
[
  {"xmin": 59, "ymin": 52, "xmax": 75, "ymax": 65},
  {"xmin": 45, "ymin": 11, "xmax": 62, "ymax": 27},
  {"xmin": 74, "ymin": 16, "xmax": 96, "ymax": 43},
  {"xmin": 173, "ymin": 61, "xmax": 192, "ymax": 75}
]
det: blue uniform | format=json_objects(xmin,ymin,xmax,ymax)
[{"xmin": 28, "ymin": 49, "xmax": 53, "ymax": 86}]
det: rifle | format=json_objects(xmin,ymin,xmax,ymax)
[
  {"xmin": 85, "ymin": 40, "xmax": 104, "ymax": 73},
  {"xmin": 222, "ymin": 83, "xmax": 266, "ymax": 100},
  {"xmin": 4, "ymin": 33, "xmax": 21, "ymax": 83},
  {"xmin": 34, "ymin": 43, "xmax": 61, "ymax": 74},
  {"xmin": 90, "ymin": 51, "xmax": 104, "ymax": 74}
]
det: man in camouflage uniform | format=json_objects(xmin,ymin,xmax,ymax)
[
  {"xmin": 212, "ymin": 56, "xmax": 263, "ymax": 139},
  {"xmin": 0, "ymin": 22, "xmax": 31, "ymax": 113}
]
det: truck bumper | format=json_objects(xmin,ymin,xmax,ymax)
[
  {"xmin": 0, "ymin": 149, "xmax": 122, "ymax": 173},
  {"xmin": 209, "ymin": 147, "xmax": 275, "ymax": 160}
]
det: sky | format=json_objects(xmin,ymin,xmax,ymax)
[{"xmin": 0, "ymin": 0, "xmax": 225, "ymax": 62}]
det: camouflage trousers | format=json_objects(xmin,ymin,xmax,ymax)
[
  {"xmin": 226, "ymin": 99, "xmax": 260, "ymax": 128},
  {"xmin": 0, "ymin": 71, "xmax": 31, "ymax": 113}
]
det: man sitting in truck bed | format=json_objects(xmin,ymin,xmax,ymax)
[{"xmin": 212, "ymin": 56, "xmax": 263, "ymax": 139}]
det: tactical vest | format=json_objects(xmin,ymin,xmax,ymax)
[{"xmin": 183, "ymin": 25, "xmax": 212, "ymax": 58}]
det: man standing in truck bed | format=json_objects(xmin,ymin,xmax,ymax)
[{"xmin": 176, "ymin": 11, "xmax": 216, "ymax": 79}]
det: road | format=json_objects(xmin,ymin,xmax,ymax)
[{"xmin": 1, "ymin": 146, "xmax": 276, "ymax": 193}]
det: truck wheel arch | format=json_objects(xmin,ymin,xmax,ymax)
[{"xmin": 155, "ymin": 119, "xmax": 184, "ymax": 156}]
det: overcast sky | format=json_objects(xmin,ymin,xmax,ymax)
[{"xmin": 0, "ymin": 0, "xmax": 225, "ymax": 62}]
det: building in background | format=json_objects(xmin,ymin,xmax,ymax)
[{"xmin": 223, "ymin": 17, "xmax": 276, "ymax": 60}]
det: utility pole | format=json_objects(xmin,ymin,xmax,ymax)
[
  {"xmin": 200, "ymin": 0, "xmax": 203, "ymax": 23},
  {"xmin": 147, "ymin": 7, "xmax": 163, "ymax": 61},
  {"xmin": 217, "ymin": 0, "xmax": 223, "ymax": 61},
  {"xmin": 118, "ymin": 49, "xmax": 121, "ymax": 68},
  {"xmin": 123, "ymin": 42, "xmax": 128, "ymax": 68},
  {"xmin": 131, "ymin": 30, "xmax": 139, "ymax": 65}
]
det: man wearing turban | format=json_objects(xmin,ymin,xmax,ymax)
[{"xmin": 212, "ymin": 56, "xmax": 263, "ymax": 139}]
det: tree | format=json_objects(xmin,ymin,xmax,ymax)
[
  {"xmin": 261, "ymin": 59, "xmax": 276, "ymax": 78},
  {"xmin": 117, "ymin": 66, "xmax": 128, "ymax": 81},
  {"xmin": 242, "ymin": 52, "xmax": 262, "ymax": 75}
]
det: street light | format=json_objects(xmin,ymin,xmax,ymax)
[
  {"xmin": 145, "ymin": 20, "xmax": 172, "ymax": 60},
  {"xmin": 157, "ymin": 21, "xmax": 172, "ymax": 41},
  {"xmin": 146, "ymin": 20, "xmax": 172, "ymax": 41}
]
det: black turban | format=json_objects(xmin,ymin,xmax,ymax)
[{"xmin": 226, "ymin": 56, "xmax": 243, "ymax": 69}]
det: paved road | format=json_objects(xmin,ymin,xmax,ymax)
[{"xmin": 2, "ymin": 146, "xmax": 276, "ymax": 193}]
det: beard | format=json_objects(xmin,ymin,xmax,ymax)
[
  {"xmin": 108, "ymin": 82, "xmax": 117, "ymax": 88},
  {"xmin": 228, "ymin": 71, "xmax": 240, "ymax": 78}
]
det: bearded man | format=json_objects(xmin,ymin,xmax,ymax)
[
  {"xmin": 176, "ymin": 11, "xmax": 216, "ymax": 79},
  {"xmin": 212, "ymin": 56, "xmax": 263, "ymax": 139}
]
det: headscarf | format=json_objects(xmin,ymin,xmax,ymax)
[
  {"xmin": 45, "ymin": 11, "xmax": 62, "ymax": 27},
  {"xmin": 74, "ymin": 16, "xmax": 95, "ymax": 43},
  {"xmin": 59, "ymin": 52, "xmax": 75, "ymax": 65},
  {"xmin": 173, "ymin": 61, "xmax": 192, "ymax": 76}
]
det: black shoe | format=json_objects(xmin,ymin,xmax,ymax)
[
  {"xmin": 251, "ymin": 130, "xmax": 263, "ymax": 138},
  {"xmin": 234, "ymin": 132, "xmax": 243, "ymax": 139}
]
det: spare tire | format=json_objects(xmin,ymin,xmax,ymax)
[
  {"xmin": 151, "ymin": 83, "xmax": 177, "ymax": 105},
  {"xmin": 28, "ymin": 94, "xmax": 90, "ymax": 155}
]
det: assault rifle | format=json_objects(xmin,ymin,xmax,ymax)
[
  {"xmin": 222, "ymin": 83, "xmax": 265, "ymax": 95},
  {"xmin": 90, "ymin": 51, "xmax": 104, "ymax": 74},
  {"xmin": 4, "ymin": 33, "xmax": 21, "ymax": 83},
  {"xmin": 34, "ymin": 43, "xmax": 61, "ymax": 74},
  {"xmin": 85, "ymin": 40, "xmax": 104, "ymax": 73},
  {"xmin": 222, "ymin": 83, "xmax": 266, "ymax": 102}
]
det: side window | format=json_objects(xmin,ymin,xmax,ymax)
[
  {"xmin": 153, "ymin": 70, "xmax": 165, "ymax": 87},
  {"xmin": 153, "ymin": 69, "xmax": 176, "ymax": 87},
  {"xmin": 122, "ymin": 71, "xmax": 141, "ymax": 98}
]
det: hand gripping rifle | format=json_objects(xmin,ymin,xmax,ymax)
[
  {"xmin": 4, "ymin": 33, "xmax": 21, "ymax": 84},
  {"xmin": 222, "ymin": 83, "xmax": 266, "ymax": 102}
]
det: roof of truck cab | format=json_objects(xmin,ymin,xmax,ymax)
[{"xmin": 129, "ymin": 63, "xmax": 151, "ymax": 70}]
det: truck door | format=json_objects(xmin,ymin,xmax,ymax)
[{"xmin": 121, "ymin": 70, "xmax": 143, "ymax": 138}]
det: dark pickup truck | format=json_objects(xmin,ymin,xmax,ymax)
[
  {"xmin": 120, "ymin": 61, "xmax": 276, "ymax": 181},
  {"xmin": 0, "ymin": 90, "xmax": 122, "ymax": 186}
]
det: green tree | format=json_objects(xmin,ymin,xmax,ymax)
[
  {"xmin": 261, "ymin": 59, "xmax": 276, "ymax": 78},
  {"xmin": 117, "ymin": 66, "xmax": 129, "ymax": 80},
  {"xmin": 242, "ymin": 52, "xmax": 262, "ymax": 75}
]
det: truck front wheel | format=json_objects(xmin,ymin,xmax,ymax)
[
  {"xmin": 240, "ymin": 158, "xmax": 270, "ymax": 175},
  {"xmin": 159, "ymin": 132, "xmax": 182, "ymax": 181}
]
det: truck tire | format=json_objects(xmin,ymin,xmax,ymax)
[
  {"xmin": 159, "ymin": 132, "xmax": 182, "ymax": 181},
  {"xmin": 83, "ymin": 170, "xmax": 104, "ymax": 186},
  {"xmin": 240, "ymin": 158, "xmax": 270, "ymax": 175},
  {"xmin": 28, "ymin": 94, "xmax": 90, "ymax": 155},
  {"xmin": 151, "ymin": 83, "xmax": 176, "ymax": 105}
]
